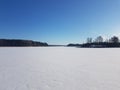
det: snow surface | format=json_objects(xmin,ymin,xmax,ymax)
[{"xmin": 0, "ymin": 47, "xmax": 120, "ymax": 90}]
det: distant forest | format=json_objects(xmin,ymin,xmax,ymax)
[
  {"xmin": 68, "ymin": 36, "xmax": 120, "ymax": 48},
  {"xmin": 0, "ymin": 39, "xmax": 48, "ymax": 46},
  {"xmin": 1, "ymin": 36, "xmax": 120, "ymax": 47}
]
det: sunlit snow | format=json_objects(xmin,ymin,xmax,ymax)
[{"xmin": 0, "ymin": 47, "xmax": 120, "ymax": 90}]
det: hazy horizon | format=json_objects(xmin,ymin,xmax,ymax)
[{"xmin": 0, "ymin": 0, "xmax": 120, "ymax": 44}]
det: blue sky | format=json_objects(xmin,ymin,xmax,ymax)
[{"xmin": 0, "ymin": 0, "xmax": 120, "ymax": 44}]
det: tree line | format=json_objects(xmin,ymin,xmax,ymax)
[
  {"xmin": 82, "ymin": 36, "xmax": 120, "ymax": 48},
  {"xmin": 0, "ymin": 39, "xmax": 48, "ymax": 46},
  {"xmin": 86, "ymin": 36, "xmax": 119, "ymax": 44},
  {"xmin": 68, "ymin": 36, "xmax": 120, "ymax": 48}
]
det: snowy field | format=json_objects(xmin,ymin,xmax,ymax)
[{"xmin": 0, "ymin": 47, "xmax": 120, "ymax": 90}]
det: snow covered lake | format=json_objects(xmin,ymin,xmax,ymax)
[{"xmin": 0, "ymin": 47, "xmax": 120, "ymax": 90}]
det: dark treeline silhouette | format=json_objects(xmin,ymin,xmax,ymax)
[
  {"xmin": 67, "ymin": 36, "xmax": 120, "ymax": 48},
  {"xmin": 0, "ymin": 39, "xmax": 48, "ymax": 46},
  {"xmin": 67, "ymin": 43, "xmax": 81, "ymax": 47},
  {"xmin": 81, "ymin": 42, "xmax": 120, "ymax": 48},
  {"xmin": 82, "ymin": 36, "xmax": 120, "ymax": 48}
]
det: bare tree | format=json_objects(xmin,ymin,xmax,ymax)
[
  {"xmin": 109, "ymin": 36, "xmax": 119, "ymax": 43},
  {"xmin": 95, "ymin": 36, "xmax": 103, "ymax": 43},
  {"xmin": 87, "ymin": 37, "xmax": 92, "ymax": 43}
]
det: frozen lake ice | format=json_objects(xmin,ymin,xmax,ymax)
[{"xmin": 0, "ymin": 47, "xmax": 120, "ymax": 90}]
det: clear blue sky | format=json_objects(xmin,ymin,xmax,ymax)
[{"xmin": 0, "ymin": 0, "xmax": 120, "ymax": 44}]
